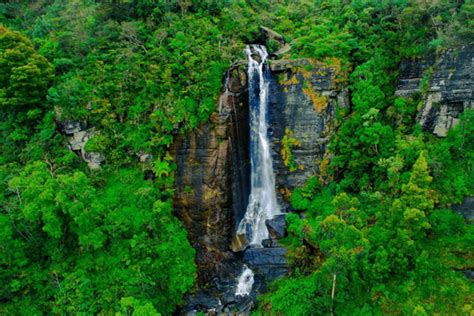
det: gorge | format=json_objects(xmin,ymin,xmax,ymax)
[
  {"xmin": 172, "ymin": 29, "xmax": 350, "ymax": 313},
  {"xmin": 173, "ymin": 32, "xmax": 473, "ymax": 314},
  {"xmin": 1, "ymin": 2, "xmax": 473, "ymax": 315}
]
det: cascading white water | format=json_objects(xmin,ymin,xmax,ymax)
[
  {"xmin": 235, "ymin": 265, "xmax": 255, "ymax": 297},
  {"xmin": 234, "ymin": 45, "xmax": 281, "ymax": 298},
  {"xmin": 237, "ymin": 45, "xmax": 280, "ymax": 247}
]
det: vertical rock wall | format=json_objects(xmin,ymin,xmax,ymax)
[
  {"xmin": 268, "ymin": 59, "xmax": 349, "ymax": 207},
  {"xmin": 172, "ymin": 66, "xmax": 250, "ymax": 286}
]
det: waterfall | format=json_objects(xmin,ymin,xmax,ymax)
[
  {"xmin": 237, "ymin": 45, "xmax": 280, "ymax": 246},
  {"xmin": 235, "ymin": 265, "xmax": 255, "ymax": 296},
  {"xmin": 234, "ymin": 44, "xmax": 281, "ymax": 298}
]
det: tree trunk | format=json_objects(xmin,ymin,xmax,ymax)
[{"xmin": 331, "ymin": 273, "xmax": 337, "ymax": 316}]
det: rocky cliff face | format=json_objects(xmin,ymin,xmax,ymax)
[
  {"xmin": 267, "ymin": 59, "xmax": 349, "ymax": 208},
  {"xmin": 172, "ymin": 66, "xmax": 250, "ymax": 287},
  {"xmin": 396, "ymin": 45, "xmax": 473, "ymax": 137},
  {"xmin": 172, "ymin": 55, "xmax": 348, "ymax": 313}
]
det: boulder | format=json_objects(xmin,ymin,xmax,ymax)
[
  {"xmin": 243, "ymin": 247, "xmax": 288, "ymax": 281},
  {"xmin": 243, "ymin": 247, "xmax": 287, "ymax": 266},
  {"xmin": 261, "ymin": 239, "xmax": 279, "ymax": 248},
  {"xmin": 265, "ymin": 214, "xmax": 286, "ymax": 239},
  {"xmin": 184, "ymin": 293, "xmax": 220, "ymax": 313}
]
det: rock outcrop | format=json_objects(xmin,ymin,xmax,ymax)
[
  {"xmin": 57, "ymin": 120, "xmax": 105, "ymax": 169},
  {"xmin": 396, "ymin": 45, "xmax": 473, "ymax": 137},
  {"xmin": 265, "ymin": 214, "xmax": 286, "ymax": 239},
  {"xmin": 243, "ymin": 247, "xmax": 288, "ymax": 281}
]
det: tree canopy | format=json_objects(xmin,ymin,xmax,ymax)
[{"xmin": 1, "ymin": 0, "xmax": 473, "ymax": 314}]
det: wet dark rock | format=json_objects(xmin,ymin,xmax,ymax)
[
  {"xmin": 262, "ymin": 239, "xmax": 279, "ymax": 248},
  {"xmin": 260, "ymin": 266, "xmax": 288, "ymax": 282},
  {"xmin": 265, "ymin": 214, "xmax": 287, "ymax": 239},
  {"xmin": 243, "ymin": 247, "xmax": 288, "ymax": 281},
  {"xmin": 183, "ymin": 258, "xmax": 264, "ymax": 315},
  {"xmin": 233, "ymin": 295, "xmax": 255, "ymax": 314},
  {"xmin": 244, "ymin": 247, "xmax": 287, "ymax": 266},
  {"xmin": 185, "ymin": 293, "xmax": 220, "ymax": 312}
]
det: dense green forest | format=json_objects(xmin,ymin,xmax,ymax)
[{"xmin": 1, "ymin": 0, "xmax": 473, "ymax": 315}]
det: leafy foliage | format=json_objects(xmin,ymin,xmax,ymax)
[
  {"xmin": 280, "ymin": 128, "xmax": 301, "ymax": 172},
  {"xmin": 0, "ymin": 26, "xmax": 53, "ymax": 108},
  {"xmin": 2, "ymin": 165, "xmax": 194, "ymax": 314},
  {"xmin": 1, "ymin": 0, "xmax": 473, "ymax": 314}
]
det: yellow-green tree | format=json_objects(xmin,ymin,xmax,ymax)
[{"xmin": 0, "ymin": 26, "xmax": 53, "ymax": 108}]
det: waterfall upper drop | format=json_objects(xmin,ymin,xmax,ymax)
[{"xmin": 237, "ymin": 45, "xmax": 280, "ymax": 246}]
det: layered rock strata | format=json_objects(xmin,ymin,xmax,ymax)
[{"xmin": 396, "ymin": 45, "xmax": 473, "ymax": 137}]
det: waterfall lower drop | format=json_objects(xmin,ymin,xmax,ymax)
[
  {"xmin": 234, "ymin": 44, "xmax": 280, "ymax": 297},
  {"xmin": 235, "ymin": 265, "xmax": 255, "ymax": 297}
]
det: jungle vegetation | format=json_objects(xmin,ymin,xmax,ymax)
[{"xmin": 1, "ymin": 0, "xmax": 473, "ymax": 315}]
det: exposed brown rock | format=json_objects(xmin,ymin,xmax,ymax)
[
  {"xmin": 230, "ymin": 233, "xmax": 247, "ymax": 252},
  {"xmin": 171, "ymin": 65, "xmax": 250, "ymax": 285}
]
